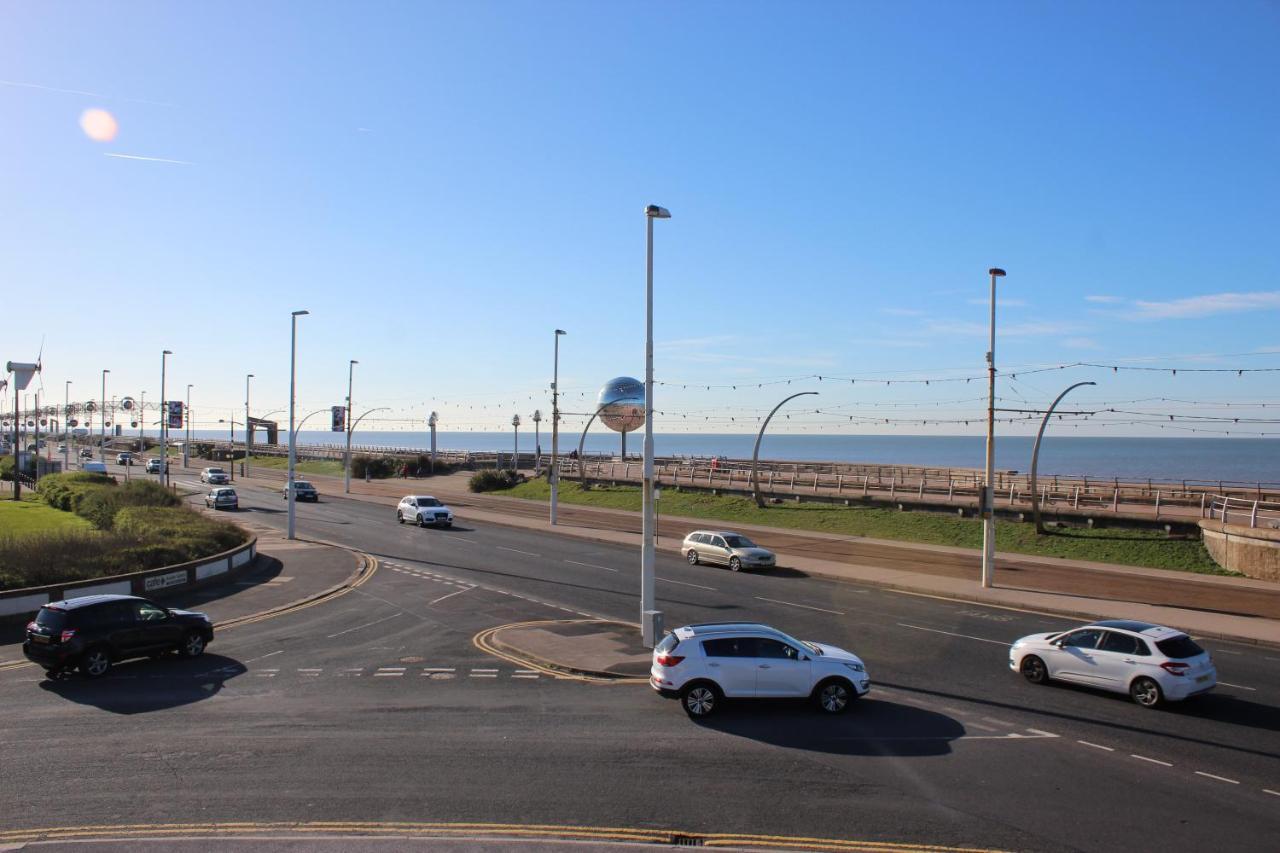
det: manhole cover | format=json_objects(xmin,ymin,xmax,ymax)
[{"xmin": 399, "ymin": 656, "xmax": 425, "ymax": 664}]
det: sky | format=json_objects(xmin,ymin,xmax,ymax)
[{"xmin": 2, "ymin": 1, "xmax": 1278, "ymax": 440}]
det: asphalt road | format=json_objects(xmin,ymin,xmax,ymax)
[{"xmin": 2, "ymin": 463, "xmax": 1278, "ymax": 851}]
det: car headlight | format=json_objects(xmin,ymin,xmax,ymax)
[{"xmin": 843, "ymin": 662, "xmax": 865, "ymax": 673}]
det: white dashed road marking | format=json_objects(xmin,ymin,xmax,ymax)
[
  {"xmin": 896, "ymin": 623, "xmax": 1009, "ymax": 646},
  {"xmin": 429, "ymin": 587, "xmax": 473, "ymax": 606},
  {"xmin": 497, "ymin": 546, "xmax": 540, "ymax": 557},
  {"xmin": 564, "ymin": 560, "xmax": 619, "ymax": 573},
  {"xmin": 1131, "ymin": 755, "xmax": 1173, "ymax": 767},
  {"xmin": 1264, "ymin": 789, "xmax": 1280, "ymax": 797},
  {"xmin": 1216, "ymin": 681, "xmax": 1256, "ymax": 691},
  {"xmin": 755, "ymin": 596, "xmax": 846, "ymax": 616},
  {"xmin": 659, "ymin": 578, "xmax": 717, "ymax": 591},
  {"xmin": 1195, "ymin": 771, "xmax": 1239, "ymax": 784},
  {"xmin": 1024, "ymin": 728, "xmax": 1059, "ymax": 738},
  {"xmin": 327, "ymin": 611, "xmax": 403, "ymax": 639},
  {"xmin": 244, "ymin": 650, "xmax": 284, "ymax": 664},
  {"xmin": 422, "ymin": 667, "xmax": 455, "ymax": 673},
  {"xmin": 1077, "ymin": 740, "xmax": 1114, "ymax": 752}
]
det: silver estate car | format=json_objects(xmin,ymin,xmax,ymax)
[{"xmin": 681, "ymin": 531, "xmax": 776, "ymax": 572}]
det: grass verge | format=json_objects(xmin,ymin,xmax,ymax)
[
  {"xmin": 246, "ymin": 455, "xmax": 346, "ymax": 476},
  {"xmin": 504, "ymin": 479, "xmax": 1229, "ymax": 575},
  {"xmin": 0, "ymin": 496, "xmax": 96, "ymax": 537}
]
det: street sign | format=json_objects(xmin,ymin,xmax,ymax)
[
  {"xmin": 331, "ymin": 405, "xmax": 346, "ymax": 432},
  {"xmin": 167, "ymin": 400, "xmax": 184, "ymax": 429}
]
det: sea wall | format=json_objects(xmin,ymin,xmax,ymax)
[{"xmin": 1199, "ymin": 520, "xmax": 1280, "ymax": 582}]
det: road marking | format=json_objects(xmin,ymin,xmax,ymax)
[
  {"xmin": 470, "ymin": 672, "xmax": 498, "ymax": 678},
  {"xmin": 983, "ymin": 716, "xmax": 1016, "ymax": 727},
  {"xmin": 298, "ymin": 669, "xmax": 322, "ymax": 676},
  {"xmin": 1131, "ymin": 755, "xmax": 1173, "ymax": 767},
  {"xmin": 374, "ymin": 668, "xmax": 404, "ymax": 677},
  {"xmin": 1025, "ymin": 728, "xmax": 1059, "ymax": 738},
  {"xmin": 512, "ymin": 673, "xmax": 540, "ymax": 679},
  {"xmin": 565, "ymin": 560, "xmax": 620, "ymax": 573},
  {"xmin": 429, "ymin": 587, "xmax": 472, "ymax": 606},
  {"xmin": 1217, "ymin": 681, "xmax": 1256, "ymax": 691},
  {"xmin": 1264, "ymin": 789, "xmax": 1280, "ymax": 797},
  {"xmin": 340, "ymin": 668, "xmax": 365, "ymax": 676},
  {"xmin": 515, "ymin": 669, "xmax": 539, "ymax": 674},
  {"xmin": 326, "ymin": 611, "xmax": 402, "ymax": 639},
  {"xmin": 422, "ymin": 667, "xmax": 455, "ymax": 673},
  {"xmin": 471, "ymin": 668, "xmax": 499, "ymax": 672},
  {"xmin": 896, "ymin": 623, "xmax": 1009, "ymax": 646},
  {"xmin": 255, "ymin": 670, "xmax": 279, "ymax": 678},
  {"xmin": 1077, "ymin": 740, "xmax": 1114, "ymax": 752},
  {"xmin": 446, "ymin": 537, "xmax": 476, "ymax": 545},
  {"xmin": 755, "ymin": 596, "xmax": 846, "ymax": 616},
  {"xmin": 1212, "ymin": 648, "xmax": 1243, "ymax": 655},
  {"xmin": 1195, "ymin": 771, "xmax": 1239, "ymax": 784},
  {"xmin": 243, "ymin": 650, "xmax": 283, "ymax": 664},
  {"xmin": 965, "ymin": 721, "xmax": 998, "ymax": 732},
  {"xmin": 1265, "ymin": 657, "xmax": 1280, "ymax": 663},
  {"xmin": 497, "ymin": 546, "xmax": 540, "ymax": 557},
  {"xmin": 659, "ymin": 578, "xmax": 717, "ymax": 591}
]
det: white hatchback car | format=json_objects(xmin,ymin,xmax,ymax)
[
  {"xmin": 1010, "ymin": 620, "xmax": 1216, "ymax": 708},
  {"xmin": 396, "ymin": 495, "xmax": 454, "ymax": 528},
  {"xmin": 651, "ymin": 622, "xmax": 871, "ymax": 718}
]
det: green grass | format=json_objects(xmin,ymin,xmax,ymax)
[
  {"xmin": 504, "ymin": 479, "xmax": 1230, "ymax": 575},
  {"xmin": 246, "ymin": 455, "xmax": 346, "ymax": 476},
  {"xmin": 0, "ymin": 496, "xmax": 96, "ymax": 537}
]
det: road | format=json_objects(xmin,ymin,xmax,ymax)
[{"xmin": 2, "ymin": 463, "xmax": 1278, "ymax": 851}]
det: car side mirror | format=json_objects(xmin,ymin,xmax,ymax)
[{"xmin": 1053, "ymin": 640, "xmax": 1065, "ymax": 649}]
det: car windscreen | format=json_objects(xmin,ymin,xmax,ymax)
[
  {"xmin": 295, "ymin": 482, "xmax": 313, "ymax": 489},
  {"xmin": 34, "ymin": 607, "xmax": 67, "ymax": 632},
  {"xmin": 723, "ymin": 536, "xmax": 756, "ymax": 548},
  {"xmin": 418, "ymin": 498, "xmax": 441, "ymax": 507},
  {"xmin": 1155, "ymin": 635, "xmax": 1205, "ymax": 659},
  {"xmin": 209, "ymin": 468, "xmax": 225, "ymax": 474}
]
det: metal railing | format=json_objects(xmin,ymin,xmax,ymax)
[{"xmin": 1207, "ymin": 495, "xmax": 1280, "ymax": 529}]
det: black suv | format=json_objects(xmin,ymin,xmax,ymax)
[{"xmin": 23, "ymin": 594, "xmax": 214, "ymax": 678}]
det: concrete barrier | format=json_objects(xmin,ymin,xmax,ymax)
[
  {"xmin": 1199, "ymin": 520, "xmax": 1280, "ymax": 582},
  {"xmin": 0, "ymin": 536, "xmax": 257, "ymax": 624}
]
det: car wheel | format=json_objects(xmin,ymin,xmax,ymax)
[
  {"xmin": 417, "ymin": 514, "xmax": 427, "ymax": 528},
  {"xmin": 79, "ymin": 646, "xmax": 112, "ymax": 679},
  {"xmin": 814, "ymin": 678, "xmax": 855, "ymax": 714},
  {"xmin": 1020, "ymin": 655, "xmax": 1049, "ymax": 685},
  {"xmin": 1130, "ymin": 677, "xmax": 1163, "ymax": 709},
  {"xmin": 686, "ymin": 550, "xmax": 699, "ymax": 565},
  {"xmin": 681, "ymin": 682, "xmax": 720, "ymax": 719},
  {"xmin": 178, "ymin": 631, "xmax": 206, "ymax": 659},
  {"xmin": 728, "ymin": 556, "xmax": 742, "ymax": 572},
  {"xmin": 397, "ymin": 511, "xmax": 404, "ymax": 524},
  {"xmin": 443, "ymin": 522, "xmax": 453, "ymax": 529}
]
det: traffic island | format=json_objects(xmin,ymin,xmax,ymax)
[{"xmin": 474, "ymin": 619, "xmax": 651, "ymax": 682}]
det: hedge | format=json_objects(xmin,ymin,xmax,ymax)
[{"xmin": 469, "ymin": 469, "xmax": 523, "ymax": 492}]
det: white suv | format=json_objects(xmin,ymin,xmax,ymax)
[
  {"xmin": 1010, "ymin": 619, "xmax": 1216, "ymax": 708},
  {"xmin": 397, "ymin": 495, "xmax": 454, "ymax": 528},
  {"xmin": 651, "ymin": 622, "xmax": 871, "ymax": 718}
]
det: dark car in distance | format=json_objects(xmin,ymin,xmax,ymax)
[
  {"xmin": 23, "ymin": 594, "xmax": 214, "ymax": 678},
  {"xmin": 283, "ymin": 480, "xmax": 319, "ymax": 502}
]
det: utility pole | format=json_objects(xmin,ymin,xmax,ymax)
[
  {"xmin": 245, "ymin": 374, "xmax": 254, "ymax": 479},
  {"xmin": 981, "ymin": 268, "xmax": 1006, "ymax": 589},
  {"xmin": 641, "ymin": 203, "xmax": 670, "ymax": 647},
  {"xmin": 63, "ymin": 380, "xmax": 72, "ymax": 473},
  {"xmin": 550, "ymin": 329, "xmax": 566, "ymax": 524},
  {"xmin": 100, "ymin": 369, "xmax": 110, "ymax": 463},
  {"xmin": 288, "ymin": 310, "xmax": 309, "ymax": 540},
  {"xmin": 344, "ymin": 359, "xmax": 357, "ymax": 493},
  {"xmin": 161, "ymin": 351, "xmax": 172, "ymax": 487}
]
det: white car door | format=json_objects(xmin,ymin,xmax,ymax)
[
  {"xmin": 699, "ymin": 637, "xmax": 758, "ymax": 697},
  {"xmin": 752, "ymin": 638, "xmax": 813, "ymax": 697},
  {"xmin": 1092, "ymin": 631, "xmax": 1142, "ymax": 692},
  {"xmin": 708, "ymin": 535, "xmax": 730, "ymax": 565},
  {"xmin": 1046, "ymin": 628, "xmax": 1106, "ymax": 685}
]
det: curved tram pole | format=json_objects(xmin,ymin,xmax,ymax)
[
  {"xmin": 751, "ymin": 391, "xmax": 818, "ymax": 508},
  {"xmin": 1029, "ymin": 381, "xmax": 1096, "ymax": 534},
  {"xmin": 576, "ymin": 407, "xmax": 605, "ymax": 488}
]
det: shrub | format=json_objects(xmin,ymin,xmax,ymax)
[
  {"xmin": 352, "ymin": 455, "xmax": 400, "ymax": 479},
  {"xmin": 469, "ymin": 469, "xmax": 523, "ymax": 492},
  {"xmin": 37, "ymin": 472, "xmax": 114, "ymax": 512},
  {"xmin": 114, "ymin": 506, "xmax": 245, "ymax": 553}
]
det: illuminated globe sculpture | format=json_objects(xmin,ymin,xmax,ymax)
[{"xmin": 597, "ymin": 377, "xmax": 645, "ymax": 434}]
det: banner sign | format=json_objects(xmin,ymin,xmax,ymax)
[
  {"xmin": 331, "ymin": 405, "xmax": 346, "ymax": 432},
  {"xmin": 167, "ymin": 400, "xmax": 184, "ymax": 429}
]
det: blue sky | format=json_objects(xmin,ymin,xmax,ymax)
[{"xmin": 3, "ymin": 2, "xmax": 1278, "ymax": 438}]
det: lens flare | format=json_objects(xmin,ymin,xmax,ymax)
[{"xmin": 79, "ymin": 108, "xmax": 118, "ymax": 142}]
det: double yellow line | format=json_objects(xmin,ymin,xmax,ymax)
[
  {"xmin": 473, "ymin": 619, "xmax": 648, "ymax": 684},
  {"xmin": 0, "ymin": 820, "xmax": 1007, "ymax": 851}
]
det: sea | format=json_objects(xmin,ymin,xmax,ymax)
[{"xmin": 185, "ymin": 430, "xmax": 1278, "ymax": 485}]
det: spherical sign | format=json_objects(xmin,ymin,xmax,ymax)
[
  {"xmin": 69, "ymin": 419, "xmax": 79, "ymax": 428},
  {"xmin": 131, "ymin": 421, "xmax": 138, "ymax": 428},
  {"xmin": 86, "ymin": 401, "xmax": 97, "ymax": 412},
  {"xmin": 596, "ymin": 376, "xmax": 645, "ymax": 433},
  {"xmin": 121, "ymin": 397, "xmax": 135, "ymax": 411}
]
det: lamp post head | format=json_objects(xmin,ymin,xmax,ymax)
[
  {"xmin": 532, "ymin": 409, "xmax": 542, "ymax": 422},
  {"xmin": 163, "ymin": 350, "xmax": 173, "ymax": 355},
  {"xmin": 989, "ymin": 268, "xmax": 1006, "ymax": 278},
  {"xmin": 292, "ymin": 310, "xmax": 309, "ymax": 317},
  {"xmin": 555, "ymin": 329, "xmax": 566, "ymax": 336},
  {"xmin": 645, "ymin": 205, "xmax": 671, "ymax": 219},
  {"xmin": 512, "ymin": 414, "xmax": 521, "ymax": 427},
  {"xmin": 428, "ymin": 412, "xmax": 438, "ymax": 427},
  {"xmin": 350, "ymin": 359, "xmax": 358, "ymax": 366},
  {"xmin": 103, "ymin": 369, "xmax": 110, "ymax": 375}
]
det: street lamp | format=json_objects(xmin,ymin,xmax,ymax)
[
  {"xmin": 428, "ymin": 411, "xmax": 438, "ymax": 474},
  {"xmin": 100, "ymin": 369, "xmax": 110, "ymax": 462},
  {"xmin": 245, "ymin": 374, "xmax": 254, "ymax": 479},
  {"xmin": 160, "ymin": 350, "xmax": 173, "ymax": 487},
  {"xmin": 531, "ymin": 409, "xmax": 542, "ymax": 473},
  {"xmin": 981, "ymin": 268, "xmax": 1007, "ymax": 589},
  {"xmin": 344, "ymin": 359, "xmax": 358, "ymax": 494},
  {"xmin": 641, "ymin": 203, "xmax": 670, "ymax": 648},
  {"xmin": 512, "ymin": 413, "xmax": 521, "ymax": 471},
  {"xmin": 63, "ymin": 380, "xmax": 71, "ymax": 472},
  {"xmin": 550, "ymin": 328, "xmax": 567, "ymax": 525},
  {"xmin": 288, "ymin": 310, "xmax": 309, "ymax": 540},
  {"xmin": 185, "ymin": 383, "xmax": 193, "ymax": 469}
]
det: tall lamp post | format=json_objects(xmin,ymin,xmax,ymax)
[
  {"xmin": 184, "ymin": 384, "xmax": 193, "ymax": 469},
  {"xmin": 287, "ymin": 310, "xmax": 309, "ymax": 540},
  {"xmin": 344, "ymin": 359, "xmax": 358, "ymax": 494},
  {"xmin": 428, "ymin": 411, "xmax": 438, "ymax": 474},
  {"xmin": 981, "ymin": 268, "xmax": 1007, "ymax": 589},
  {"xmin": 511, "ymin": 414, "xmax": 521, "ymax": 470},
  {"xmin": 550, "ymin": 329, "xmax": 566, "ymax": 524},
  {"xmin": 160, "ymin": 350, "xmax": 173, "ymax": 487},
  {"xmin": 63, "ymin": 380, "xmax": 72, "ymax": 472},
  {"xmin": 100, "ymin": 369, "xmax": 110, "ymax": 462},
  {"xmin": 641, "ymin": 203, "xmax": 670, "ymax": 647},
  {"xmin": 245, "ymin": 374, "xmax": 254, "ymax": 479},
  {"xmin": 531, "ymin": 409, "xmax": 542, "ymax": 473}
]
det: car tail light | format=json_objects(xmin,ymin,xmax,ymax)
[
  {"xmin": 655, "ymin": 654, "xmax": 684, "ymax": 667},
  {"xmin": 59, "ymin": 629, "xmax": 77, "ymax": 643},
  {"xmin": 1160, "ymin": 661, "xmax": 1190, "ymax": 676}
]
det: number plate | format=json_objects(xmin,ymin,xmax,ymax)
[
  {"xmin": 1195, "ymin": 675, "xmax": 1210, "ymax": 684},
  {"xmin": 31, "ymin": 634, "xmax": 50, "ymax": 644}
]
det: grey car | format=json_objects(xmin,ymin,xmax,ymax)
[
  {"xmin": 205, "ymin": 487, "xmax": 238, "ymax": 510},
  {"xmin": 681, "ymin": 530, "xmax": 776, "ymax": 572}
]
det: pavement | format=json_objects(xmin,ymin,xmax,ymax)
[
  {"xmin": 479, "ymin": 619, "xmax": 652, "ymax": 680},
  {"xmin": 5, "ymin": 452, "xmax": 1276, "ymax": 852},
  {"xmin": 187, "ymin": 459, "xmax": 1280, "ymax": 646}
]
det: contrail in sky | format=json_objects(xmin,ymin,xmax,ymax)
[
  {"xmin": 105, "ymin": 153, "xmax": 192, "ymax": 165},
  {"xmin": 0, "ymin": 79, "xmax": 172, "ymax": 106}
]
